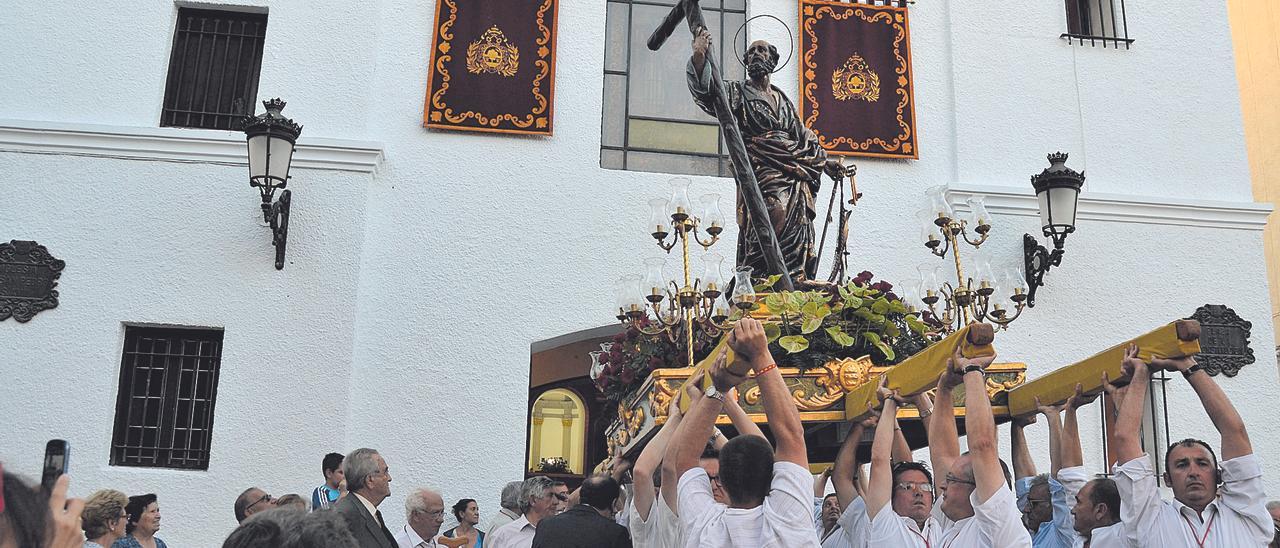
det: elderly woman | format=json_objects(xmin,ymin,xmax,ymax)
[
  {"xmin": 110, "ymin": 494, "xmax": 166, "ymax": 548},
  {"xmin": 442, "ymin": 499, "xmax": 484, "ymax": 548},
  {"xmin": 82, "ymin": 489, "xmax": 129, "ymax": 547}
]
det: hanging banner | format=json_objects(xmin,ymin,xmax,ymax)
[
  {"xmin": 423, "ymin": 0, "xmax": 558, "ymax": 135},
  {"xmin": 799, "ymin": 0, "xmax": 918, "ymax": 159}
]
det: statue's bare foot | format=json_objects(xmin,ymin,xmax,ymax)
[{"xmin": 795, "ymin": 278, "xmax": 837, "ymax": 293}]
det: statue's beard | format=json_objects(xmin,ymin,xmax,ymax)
[{"xmin": 747, "ymin": 59, "xmax": 773, "ymax": 79}]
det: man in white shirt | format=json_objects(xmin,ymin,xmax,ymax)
[
  {"xmin": 863, "ymin": 383, "xmax": 942, "ymax": 548},
  {"xmin": 394, "ymin": 488, "xmax": 446, "ymax": 548},
  {"xmin": 929, "ymin": 347, "xmax": 1032, "ymax": 547},
  {"xmin": 1048, "ymin": 383, "xmax": 1125, "ymax": 548},
  {"xmin": 480, "ymin": 481, "xmax": 523, "ymax": 536},
  {"xmin": 1110, "ymin": 344, "xmax": 1272, "ymax": 548},
  {"xmin": 486, "ymin": 476, "xmax": 557, "ymax": 548},
  {"xmin": 661, "ymin": 318, "xmax": 818, "ymax": 548}
]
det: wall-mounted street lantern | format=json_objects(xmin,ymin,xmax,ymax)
[
  {"xmin": 1023, "ymin": 152, "xmax": 1084, "ymax": 307},
  {"xmin": 241, "ymin": 98, "xmax": 302, "ymax": 270}
]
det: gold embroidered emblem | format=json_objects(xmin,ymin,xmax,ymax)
[
  {"xmin": 832, "ymin": 54, "xmax": 880, "ymax": 102},
  {"xmin": 466, "ymin": 26, "xmax": 520, "ymax": 77}
]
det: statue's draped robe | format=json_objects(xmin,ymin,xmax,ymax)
[{"xmin": 687, "ymin": 59, "xmax": 828, "ymax": 283}]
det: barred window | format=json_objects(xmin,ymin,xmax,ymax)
[
  {"xmin": 1063, "ymin": 0, "xmax": 1132, "ymax": 48},
  {"xmin": 111, "ymin": 326, "xmax": 224, "ymax": 470},
  {"xmin": 600, "ymin": 0, "xmax": 746, "ymax": 177},
  {"xmin": 161, "ymin": 8, "xmax": 267, "ymax": 130}
]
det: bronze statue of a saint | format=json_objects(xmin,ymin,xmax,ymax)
[{"xmin": 687, "ymin": 27, "xmax": 846, "ymax": 286}]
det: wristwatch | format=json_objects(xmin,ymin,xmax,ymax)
[
  {"xmin": 1181, "ymin": 363, "xmax": 1205, "ymax": 379},
  {"xmin": 704, "ymin": 384, "xmax": 727, "ymax": 402}
]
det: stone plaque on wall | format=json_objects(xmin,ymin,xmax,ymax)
[
  {"xmin": 1187, "ymin": 304, "xmax": 1254, "ymax": 377},
  {"xmin": 0, "ymin": 240, "xmax": 65, "ymax": 322}
]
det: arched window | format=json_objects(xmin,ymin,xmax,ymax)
[{"xmin": 527, "ymin": 389, "xmax": 587, "ymax": 475}]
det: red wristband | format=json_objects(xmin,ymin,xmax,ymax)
[{"xmin": 751, "ymin": 363, "xmax": 778, "ymax": 378}]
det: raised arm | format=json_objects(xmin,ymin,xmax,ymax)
[
  {"xmin": 866, "ymin": 386, "xmax": 902, "ymax": 519},
  {"xmin": 662, "ymin": 369, "xmax": 729, "ymax": 513},
  {"xmin": 1060, "ymin": 384, "xmax": 1095, "ymax": 470},
  {"xmin": 633, "ymin": 394, "xmax": 683, "ymax": 521},
  {"xmin": 928, "ymin": 368, "xmax": 963, "ymax": 483},
  {"xmin": 892, "ymin": 425, "xmax": 913, "ymax": 464},
  {"xmin": 913, "ymin": 391, "xmax": 934, "ymax": 437},
  {"xmin": 957, "ymin": 347, "xmax": 1004, "ymax": 502},
  {"xmin": 1112, "ymin": 345, "xmax": 1150, "ymax": 464},
  {"xmin": 815, "ymin": 466, "xmax": 832, "ymax": 499},
  {"xmin": 729, "ymin": 318, "xmax": 807, "ymax": 466},
  {"xmin": 832, "ymin": 418, "xmax": 871, "ymax": 509},
  {"xmin": 1010, "ymin": 416, "xmax": 1038, "ymax": 482},
  {"xmin": 1152, "ymin": 355, "xmax": 1252, "ymax": 460},
  {"xmin": 1035, "ymin": 398, "xmax": 1065, "ymax": 477},
  {"xmin": 723, "ymin": 388, "xmax": 766, "ymax": 440}
]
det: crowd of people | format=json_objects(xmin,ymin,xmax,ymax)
[{"xmin": 3, "ymin": 319, "xmax": 1279, "ymax": 547}]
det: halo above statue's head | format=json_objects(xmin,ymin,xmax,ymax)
[{"xmin": 732, "ymin": 14, "xmax": 795, "ymax": 74}]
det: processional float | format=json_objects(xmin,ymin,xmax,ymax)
[{"xmin": 598, "ymin": 0, "xmax": 1202, "ymax": 469}]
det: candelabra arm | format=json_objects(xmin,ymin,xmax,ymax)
[{"xmin": 959, "ymin": 226, "xmax": 989, "ymax": 247}]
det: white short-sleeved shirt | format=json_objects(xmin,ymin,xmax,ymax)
[
  {"xmin": 629, "ymin": 494, "xmax": 681, "ymax": 548},
  {"xmin": 867, "ymin": 504, "xmax": 942, "ymax": 548},
  {"xmin": 937, "ymin": 484, "xmax": 1032, "ymax": 548},
  {"xmin": 1113, "ymin": 453, "xmax": 1272, "ymax": 548},
  {"xmin": 820, "ymin": 496, "xmax": 868, "ymax": 548},
  {"xmin": 677, "ymin": 461, "xmax": 821, "ymax": 548}
]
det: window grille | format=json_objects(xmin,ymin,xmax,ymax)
[
  {"xmin": 161, "ymin": 8, "xmax": 267, "ymax": 130},
  {"xmin": 111, "ymin": 326, "xmax": 224, "ymax": 470},
  {"xmin": 1063, "ymin": 0, "xmax": 1132, "ymax": 48}
]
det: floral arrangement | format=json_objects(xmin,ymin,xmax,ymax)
[{"xmin": 593, "ymin": 271, "xmax": 942, "ymax": 410}]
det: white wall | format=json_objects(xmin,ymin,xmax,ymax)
[{"xmin": 1, "ymin": 0, "xmax": 1275, "ymax": 544}]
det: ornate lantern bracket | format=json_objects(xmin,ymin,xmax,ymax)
[
  {"xmin": 1023, "ymin": 152, "xmax": 1083, "ymax": 307},
  {"xmin": 240, "ymin": 98, "xmax": 302, "ymax": 270}
]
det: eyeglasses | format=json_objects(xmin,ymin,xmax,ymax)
[
  {"xmin": 1026, "ymin": 498, "xmax": 1051, "ymax": 507},
  {"xmin": 944, "ymin": 474, "xmax": 975, "ymax": 487},
  {"xmin": 552, "ymin": 493, "xmax": 569, "ymax": 502},
  {"xmin": 419, "ymin": 509, "xmax": 445, "ymax": 518},
  {"xmin": 707, "ymin": 475, "xmax": 720, "ymax": 483},
  {"xmin": 246, "ymin": 494, "xmax": 273, "ymax": 512},
  {"xmin": 894, "ymin": 482, "xmax": 935, "ymax": 494}
]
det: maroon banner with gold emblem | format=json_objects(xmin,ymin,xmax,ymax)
[
  {"xmin": 799, "ymin": 0, "xmax": 917, "ymax": 159},
  {"xmin": 423, "ymin": 0, "xmax": 558, "ymax": 135}
]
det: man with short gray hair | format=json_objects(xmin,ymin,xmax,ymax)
[
  {"xmin": 481, "ymin": 481, "xmax": 525, "ymax": 535},
  {"xmin": 393, "ymin": 488, "xmax": 446, "ymax": 548},
  {"xmin": 333, "ymin": 448, "xmax": 397, "ymax": 548},
  {"xmin": 486, "ymin": 476, "xmax": 556, "ymax": 548}
]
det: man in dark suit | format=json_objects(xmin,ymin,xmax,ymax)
[
  {"xmin": 531, "ymin": 475, "xmax": 631, "ymax": 548},
  {"xmin": 334, "ymin": 447, "xmax": 397, "ymax": 548}
]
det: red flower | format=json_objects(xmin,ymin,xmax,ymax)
[
  {"xmin": 620, "ymin": 367, "xmax": 636, "ymax": 384},
  {"xmin": 649, "ymin": 356, "xmax": 662, "ymax": 369}
]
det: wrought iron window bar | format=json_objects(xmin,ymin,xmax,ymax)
[
  {"xmin": 161, "ymin": 8, "xmax": 267, "ymax": 130},
  {"xmin": 1062, "ymin": 0, "xmax": 1133, "ymax": 49}
]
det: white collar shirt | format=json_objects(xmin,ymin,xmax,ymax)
[
  {"xmin": 868, "ymin": 504, "xmax": 942, "ymax": 548},
  {"xmin": 1056, "ymin": 466, "xmax": 1130, "ymax": 548},
  {"xmin": 394, "ymin": 524, "xmax": 442, "ymax": 548},
  {"xmin": 485, "ymin": 514, "xmax": 537, "ymax": 548},
  {"xmin": 481, "ymin": 508, "xmax": 520, "ymax": 535},
  {"xmin": 354, "ymin": 493, "xmax": 381, "ymax": 521},
  {"xmin": 819, "ymin": 496, "xmax": 867, "ymax": 548},
  {"xmin": 1070, "ymin": 523, "xmax": 1127, "ymax": 548},
  {"xmin": 677, "ymin": 461, "xmax": 820, "ymax": 548},
  {"xmin": 938, "ymin": 483, "xmax": 1032, "ymax": 548},
  {"xmin": 629, "ymin": 494, "xmax": 682, "ymax": 548},
  {"xmin": 1112, "ymin": 453, "xmax": 1272, "ymax": 548}
]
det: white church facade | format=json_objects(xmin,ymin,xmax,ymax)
[{"xmin": 1, "ymin": 0, "xmax": 1276, "ymax": 544}]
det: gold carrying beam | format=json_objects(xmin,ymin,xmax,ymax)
[
  {"xmin": 1005, "ymin": 320, "xmax": 1201, "ymax": 417},
  {"xmin": 843, "ymin": 323, "xmax": 996, "ymax": 420}
]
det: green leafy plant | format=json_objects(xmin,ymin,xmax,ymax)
[{"xmin": 747, "ymin": 271, "xmax": 938, "ymax": 371}]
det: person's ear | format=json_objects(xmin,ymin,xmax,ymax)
[{"xmin": 1162, "ymin": 471, "xmax": 1172, "ymax": 485}]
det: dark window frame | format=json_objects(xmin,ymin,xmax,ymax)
[
  {"xmin": 160, "ymin": 7, "xmax": 268, "ymax": 130},
  {"xmin": 1062, "ymin": 0, "xmax": 1133, "ymax": 49},
  {"xmin": 600, "ymin": 0, "xmax": 748, "ymax": 177},
  {"xmin": 110, "ymin": 325, "xmax": 224, "ymax": 470}
]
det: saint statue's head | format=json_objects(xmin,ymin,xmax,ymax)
[{"xmin": 743, "ymin": 40, "xmax": 779, "ymax": 79}]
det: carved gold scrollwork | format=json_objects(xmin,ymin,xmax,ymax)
[
  {"xmin": 743, "ymin": 385, "xmax": 762, "ymax": 406},
  {"xmin": 833, "ymin": 356, "xmax": 876, "ymax": 391},
  {"xmin": 986, "ymin": 372, "xmax": 1026, "ymax": 399},
  {"xmin": 649, "ymin": 379, "xmax": 678, "ymax": 418}
]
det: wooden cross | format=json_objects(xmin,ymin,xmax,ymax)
[{"xmin": 648, "ymin": 0, "xmax": 795, "ymax": 291}]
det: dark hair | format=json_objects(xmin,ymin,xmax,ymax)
[
  {"xmin": 0, "ymin": 470, "xmax": 47, "ymax": 548},
  {"xmin": 322, "ymin": 453, "xmax": 345, "ymax": 474},
  {"xmin": 719, "ymin": 436, "xmax": 774, "ymax": 506},
  {"xmin": 234, "ymin": 488, "xmax": 262, "ymax": 523},
  {"xmin": 125, "ymin": 493, "xmax": 158, "ymax": 535},
  {"xmin": 1087, "ymin": 478, "xmax": 1121, "ymax": 522},
  {"xmin": 699, "ymin": 444, "xmax": 720, "ymax": 460},
  {"xmin": 741, "ymin": 42, "xmax": 780, "ymax": 70},
  {"xmin": 222, "ymin": 515, "xmax": 287, "ymax": 548},
  {"xmin": 1165, "ymin": 438, "xmax": 1220, "ymax": 483},
  {"xmin": 892, "ymin": 461, "xmax": 934, "ymax": 487},
  {"xmin": 282, "ymin": 510, "xmax": 358, "ymax": 548},
  {"xmin": 823, "ymin": 493, "xmax": 839, "ymax": 502},
  {"xmin": 551, "ymin": 480, "xmax": 567, "ymax": 489},
  {"xmin": 580, "ymin": 476, "xmax": 621, "ymax": 510},
  {"xmin": 451, "ymin": 499, "xmax": 475, "ymax": 521}
]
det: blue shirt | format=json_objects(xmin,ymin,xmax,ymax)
[
  {"xmin": 111, "ymin": 536, "xmax": 168, "ymax": 548},
  {"xmin": 1015, "ymin": 475, "xmax": 1074, "ymax": 548}
]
